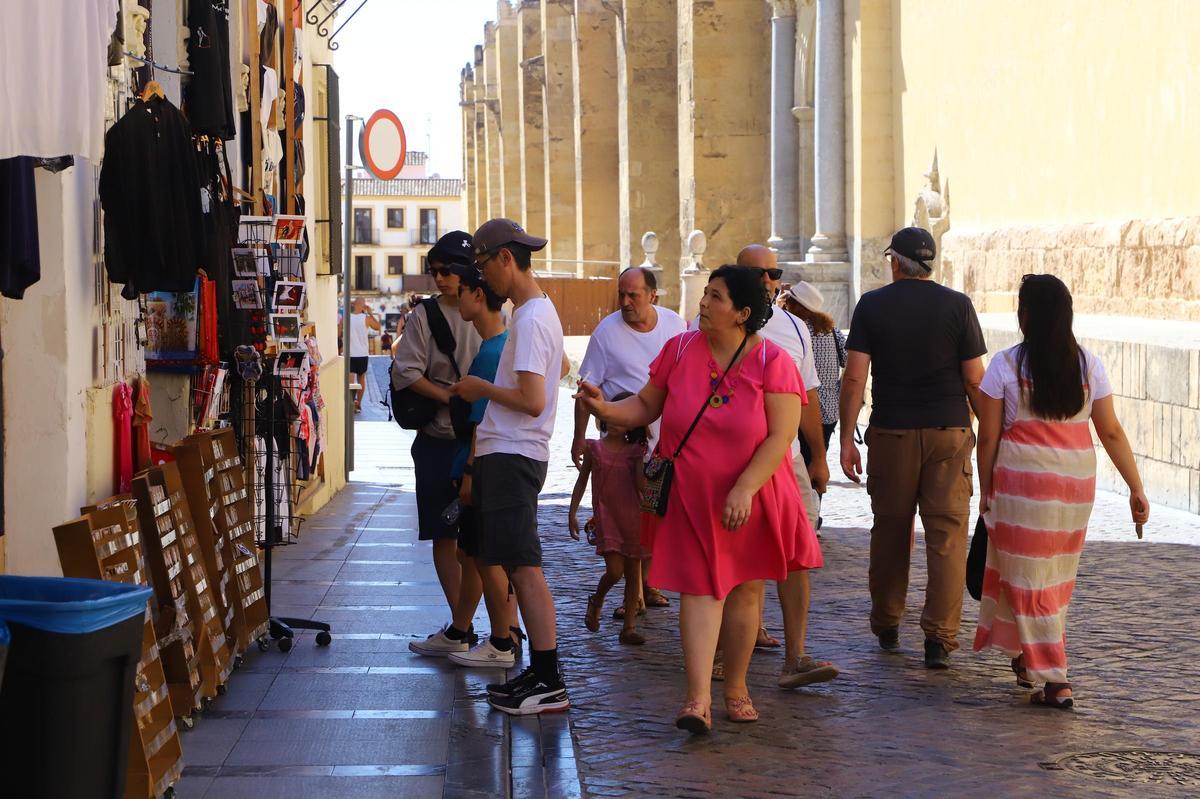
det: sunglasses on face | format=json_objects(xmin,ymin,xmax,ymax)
[
  {"xmin": 430, "ymin": 267, "xmax": 455, "ymax": 278},
  {"xmin": 765, "ymin": 268, "xmax": 783, "ymax": 280}
]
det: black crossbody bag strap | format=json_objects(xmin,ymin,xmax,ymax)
[
  {"xmin": 423, "ymin": 297, "xmax": 461, "ymax": 380},
  {"xmin": 669, "ymin": 333, "xmax": 750, "ymax": 459}
]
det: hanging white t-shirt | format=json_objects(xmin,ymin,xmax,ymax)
[
  {"xmin": 474, "ymin": 297, "xmax": 565, "ymax": 462},
  {"xmin": 980, "ymin": 344, "xmax": 1112, "ymax": 430},
  {"xmin": 349, "ymin": 313, "xmax": 370, "ymax": 358},
  {"xmin": 2, "ymin": 1, "xmax": 120, "ymax": 161},
  {"xmin": 580, "ymin": 307, "xmax": 687, "ymax": 453}
]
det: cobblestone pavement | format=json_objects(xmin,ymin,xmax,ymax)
[
  {"xmin": 534, "ymin": 384, "xmax": 1200, "ymax": 799},
  {"xmin": 186, "ymin": 357, "xmax": 1200, "ymax": 797}
]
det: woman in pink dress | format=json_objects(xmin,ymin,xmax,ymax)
[{"xmin": 577, "ymin": 265, "xmax": 821, "ymax": 734}]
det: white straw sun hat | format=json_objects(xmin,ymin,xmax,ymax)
[{"xmin": 784, "ymin": 281, "xmax": 825, "ymax": 313}]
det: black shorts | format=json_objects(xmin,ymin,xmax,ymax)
[
  {"xmin": 412, "ymin": 432, "xmax": 459, "ymax": 541},
  {"xmin": 349, "ymin": 356, "xmax": 369, "ymax": 375},
  {"xmin": 474, "ymin": 453, "xmax": 548, "ymax": 568},
  {"xmin": 457, "ymin": 504, "xmax": 480, "ymax": 558}
]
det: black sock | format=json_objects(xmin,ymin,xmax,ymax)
[
  {"xmin": 490, "ymin": 635, "xmax": 514, "ymax": 652},
  {"xmin": 530, "ymin": 647, "xmax": 560, "ymax": 684},
  {"xmin": 445, "ymin": 625, "xmax": 468, "ymax": 641}
]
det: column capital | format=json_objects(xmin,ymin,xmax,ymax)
[{"xmin": 769, "ymin": 0, "xmax": 798, "ymax": 18}]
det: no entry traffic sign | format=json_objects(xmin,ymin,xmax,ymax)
[{"xmin": 359, "ymin": 109, "xmax": 407, "ymax": 181}]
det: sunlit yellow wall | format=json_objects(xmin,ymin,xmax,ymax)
[{"xmin": 891, "ymin": 0, "xmax": 1199, "ymax": 228}]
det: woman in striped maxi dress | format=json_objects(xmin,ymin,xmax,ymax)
[{"xmin": 974, "ymin": 275, "xmax": 1149, "ymax": 709}]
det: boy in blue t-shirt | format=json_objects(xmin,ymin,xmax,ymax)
[{"xmin": 441, "ymin": 268, "xmax": 520, "ymax": 667}]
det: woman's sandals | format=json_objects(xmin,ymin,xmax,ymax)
[
  {"xmin": 585, "ymin": 594, "xmax": 602, "ymax": 633},
  {"xmin": 676, "ymin": 700, "xmax": 712, "ymax": 735},
  {"xmin": 725, "ymin": 695, "xmax": 759, "ymax": 723},
  {"xmin": 1011, "ymin": 655, "xmax": 1033, "ymax": 688},
  {"xmin": 1030, "ymin": 682, "xmax": 1074, "ymax": 710}
]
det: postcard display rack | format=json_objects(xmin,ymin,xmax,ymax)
[
  {"xmin": 231, "ymin": 215, "xmax": 332, "ymax": 653},
  {"xmin": 174, "ymin": 428, "xmax": 270, "ymax": 653},
  {"xmin": 132, "ymin": 463, "xmax": 235, "ymax": 714},
  {"xmin": 53, "ymin": 498, "xmax": 185, "ymax": 799}
]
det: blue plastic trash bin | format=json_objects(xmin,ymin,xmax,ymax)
[{"xmin": 0, "ymin": 575, "xmax": 153, "ymax": 799}]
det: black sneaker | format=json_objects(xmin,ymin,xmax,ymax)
[
  {"xmin": 487, "ymin": 673, "xmax": 569, "ymax": 716},
  {"xmin": 924, "ymin": 639, "xmax": 951, "ymax": 669},
  {"xmin": 878, "ymin": 628, "xmax": 900, "ymax": 651},
  {"xmin": 487, "ymin": 665, "xmax": 539, "ymax": 698}
]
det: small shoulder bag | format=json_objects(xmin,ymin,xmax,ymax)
[{"xmin": 640, "ymin": 333, "xmax": 750, "ymax": 517}]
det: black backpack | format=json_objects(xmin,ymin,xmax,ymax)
[{"xmin": 389, "ymin": 298, "xmax": 467, "ymax": 431}]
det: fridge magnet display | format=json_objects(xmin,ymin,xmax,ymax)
[
  {"xmin": 274, "ymin": 215, "xmax": 305, "ymax": 244},
  {"xmin": 232, "ymin": 279, "xmax": 263, "ymax": 310},
  {"xmin": 272, "ymin": 281, "xmax": 306, "ymax": 311},
  {"xmin": 232, "ymin": 248, "xmax": 257, "ymax": 278},
  {"xmin": 270, "ymin": 314, "xmax": 301, "ymax": 344},
  {"xmin": 238, "ymin": 215, "xmax": 274, "ymax": 244},
  {"xmin": 274, "ymin": 349, "xmax": 308, "ymax": 376}
]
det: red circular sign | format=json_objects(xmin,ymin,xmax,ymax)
[{"xmin": 361, "ymin": 109, "xmax": 407, "ymax": 180}]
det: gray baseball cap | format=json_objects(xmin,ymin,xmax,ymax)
[{"xmin": 471, "ymin": 218, "xmax": 548, "ymax": 256}]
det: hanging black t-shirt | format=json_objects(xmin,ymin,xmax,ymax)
[
  {"xmin": 185, "ymin": 0, "xmax": 236, "ymax": 139},
  {"xmin": 845, "ymin": 279, "xmax": 987, "ymax": 429}
]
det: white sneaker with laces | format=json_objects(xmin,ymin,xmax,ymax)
[
  {"xmin": 448, "ymin": 639, "xmax": 516, "ymax": 668},
  {"xmin": 408, "ymin": 626, "xmax": 469, "ymax": 657}
]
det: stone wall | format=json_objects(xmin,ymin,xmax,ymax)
[
  {"xmin": 946, "ymin": 217, "xmax": 1200, "ymax": 321},
  {"xmin": 979, "ymin": 314, "xmax": 1200, "ymax": 515}
]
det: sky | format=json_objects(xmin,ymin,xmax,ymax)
[{"xmin": 331, "ymin": 0, "xmax": 499, "ymax": 179}]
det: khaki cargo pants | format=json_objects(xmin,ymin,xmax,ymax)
[{"xmin": 864, "ymin": 426, "xmax": 974, "ymax": 650}]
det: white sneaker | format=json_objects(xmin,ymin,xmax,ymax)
[
  {"xmin": 448, "ymin": 639, "xmax": 516, "ymax": 668},
  {"xmin": 408, "ymin": 626, "xmax": 469, "ymax": 657}
]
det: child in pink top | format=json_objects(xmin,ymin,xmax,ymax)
[{"xmin": 569, "ymin": 392, "xmax": 650, "ymax": 645}]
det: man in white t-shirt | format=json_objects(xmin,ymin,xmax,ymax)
[
  {"xmin": 349, "ymin": 297, "xmax": 380, "ymax": 413},
  {"xmin": 449, "ymin": 218, "xmax": 569, "ymax": 717},
  {"xmin": 572, "ymin": 266, "xmax": 687, "ymax": 617},
  {"xmin": 734, "ymin": 244, "xmax": 839, "ymax": 690}
]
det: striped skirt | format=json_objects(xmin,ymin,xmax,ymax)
[{"xmin": 973, "ymin": 401, "xmax": 1096, "ymax": 684}]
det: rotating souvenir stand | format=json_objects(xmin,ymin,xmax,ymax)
[
  {"xmin": 233, "ymin": 216, "xmax": 332, "ymax": 653},
  {"xmin": 53, "ymin": 499, "xmax": 184, "ymax": 799}
]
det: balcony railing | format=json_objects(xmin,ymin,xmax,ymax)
[{"xmin": 352, "ymin": 227, "xmax": 380, "ymax": 246}]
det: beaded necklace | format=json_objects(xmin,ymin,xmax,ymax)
[{"xmin": 707, "ymin": 354, "xmax": 745, "ymax": 408}]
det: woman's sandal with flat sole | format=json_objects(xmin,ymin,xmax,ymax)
[
  {"xmin": 725, "ymin": 695, "xmax": 759, "ymax": 723},
  {"xmin": 1030, "ymin": 682, "xmax": 1074, "ymax": 710},
  {"xmin": 675, "ymin": 701, "xmax": 712, "ymax": 734},
  {"xmin": 1011, "ymin": 656, "xmax": 1033, "ymax": 688},
  {"xmin": 584, "ymin": 595, "xmax": 602, "ymax": 633},
  {"xmin": 618, "ymin": 629, "xmax": 646, "ymax": 645}
]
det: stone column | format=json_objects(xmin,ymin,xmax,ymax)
[
  {"xmin": 806, "ymin": 0, "xmax": 848, "ymax": 262},
  {"xmin": 677, "ymin": 0, "xmax": 772, "ymax": 286},
  {"xmin": 617, "ymin": 0, "xmax": 680, "ymax": 294},
  {"xmin": 482, "ymin": 23, "xmax": 504, "ymax": 219},
  {"xmin": 767, "ymin": 0, "xmax": 803, "ymax": 261},
  {"xmin": 472, "ymin": 46, "xmax": 490, "ymax": 225},
  {"xmin": 461, "ymin": 66, "xmax": 478, "ymax": 231},
  {"xmin": 572, "ymin": 0, "xmax": 620, "ymax": 276},
  {"xmin": 517, "ymin": 1, "xmax": 548, "ymax": 237},
  {"xmin": 541, "ymin": 0, "xmax": 579, "ymax": 268},
  {"xmin": 496, "ymin": 3, "xmax": 523, "ymax": 220}
]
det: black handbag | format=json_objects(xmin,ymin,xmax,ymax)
[
  {"xmin": 391, "ymin": 297, "xmax": 461, "ymax": 430},
  {"xmin": 966, "ymin": 515, "xmax": 988, "ymax": 601},
  {"xmin": 640, "ymin": 334, "xmax": 750, "ymax": 517}
]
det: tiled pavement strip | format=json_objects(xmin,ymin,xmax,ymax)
[{"xmin": 176, "ymin": 355, "xmax": 1200, "ymax": 797}]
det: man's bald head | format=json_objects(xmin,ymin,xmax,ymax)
[{"xmin": 736, "ymin": 244, "xmax": 777, "ymax": 270}]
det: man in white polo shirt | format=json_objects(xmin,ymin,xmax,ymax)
[
  {"xmin": 735, "ymin": 244, "xmax": 839, "ymax": 690},
  {"xmin": 572, "ymin": 266, "xmax": 687, "ymax": 615}
]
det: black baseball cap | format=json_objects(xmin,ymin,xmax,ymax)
[
  {"xmin": 427, "ymin": 230, "xmax": 474, "ymax": 267},
  {"xmin": 884, "ymin": 227, "xmax": 936, "ymax": 270},
  {"xmin": 472, "ymin": 218, "xmax": 548, "ymax": 256}
]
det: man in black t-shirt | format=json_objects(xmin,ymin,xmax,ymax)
[{"xmin": 839, "ymin": 227, "xmax": 986, "ymax": 669}]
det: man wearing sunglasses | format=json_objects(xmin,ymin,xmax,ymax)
[{"xmin": 395, "ymin": 230, "xmax": 484, "ymax": 658}]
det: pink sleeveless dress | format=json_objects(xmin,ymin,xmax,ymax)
[
  {"xmin": 644, "ymin": 332, "xmax": 822, "ymax": 600},
  {"xmin": 587, "ymin": 439, "xmax": 648, "ymax": 558}
]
